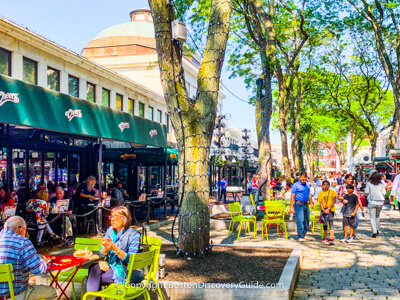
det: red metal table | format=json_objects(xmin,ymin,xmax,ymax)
[
  {"xmin": 44, "ymin": 254, "xmax": 89, "ymax": 300},
  {"xmin": 257, "ymin": 205, "xmax": 285, "ymax": 236}
]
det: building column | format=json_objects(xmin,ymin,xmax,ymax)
[
  {"xmin": 60, "ymin": 71, "xmax": 68, "ymax": 94},
  {"xmin": 37, "ymin": 62, "xmax": 47, "ymax": 88},
  {"xmin": 95, "ymin": 85, "xmax": 102, "ymax": 105},
  {"xmin": 122, "ymin": 95, "xmax": 128, "ymax": 113},
  {"xmin": 11, "ymin": 52, "xmax": 23, "ymax": 80},
  {"xmin": 110, "ymin": 90, "xmax": 116, "ymax": 109},
  {"xmin": 79, "ymin": 78, "xmax": 87, "ymax": 100}
]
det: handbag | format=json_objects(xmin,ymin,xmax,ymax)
[{"xmin": 139, "ymin": 223, "xmax": 150, "ymax": 252}]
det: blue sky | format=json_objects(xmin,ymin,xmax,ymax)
[{"xmin": 2, "ymin": 0, "xmax": 281, "ymax": 143}]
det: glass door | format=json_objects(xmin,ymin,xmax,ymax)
[
  {"xmin": 12, "ymin": 149, "xmax": 26, "ymax": 191},
  {"xmin": 29, "ymin": 150, "xmax": 41, "ymax": 191}
]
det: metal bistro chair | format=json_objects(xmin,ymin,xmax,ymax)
[
  {"xmin": 0, "ymin": 264, "xmax": 15, "ymax": 300},
  {"xmin": 227, "ymin": 202, "xmax": 257, "ymax": 240},
  {"xmin": 142, "ymin": 236, "xmax": 164, "ymax": 300},
  {"xmin": 309, "ymin": 203, "xmax": 322, "ymax": 235},
  {"xmin": 260, "ymin": 202, "xmax": 288, "ymax": 240},
  {"xmin": 82, "ymin": 249, "xmax": 157, "ymax": 300},
  {"xmin": 57, "ymin": 237, "xmax": 102, "ymax": 300}
]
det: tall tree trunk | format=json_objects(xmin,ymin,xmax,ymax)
[
  {"xmin": 257, "ymin": 50, "xmax": 273, "ymax": 201},
  {"xmin": 389, "ymin": 106, "xmax": 400, "ymax": 150},
  {"xmin": 149, "ymin": 0, "xmax": 231, "ymax": 255},
  {"xmin": 290, "ymin": 68, "xmax": 302, "ymax": 172}
]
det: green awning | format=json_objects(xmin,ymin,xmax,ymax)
[
  {"xmin": 0, "ymin": 75, "xmax": 167, "ymax": 147},
  {"xmin": 167, "ymin": 148, "xmax": 178, "ymax": 162}
]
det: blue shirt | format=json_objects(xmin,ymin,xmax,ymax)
[
  {"xmin": 314, "ymin": 179, "xmax": 322, "ymax": 197},
  {"xmin": 291, "ymin": 181, "xmax": 311, "ymax": 203},
  {"xmin": 100, "ymin": 227, "xmax": 141, "ymax": 284},
  {"xmin": 220, "ymin": 179, "xmax": 227, "ymax": 190},
  {"xmin": 0, "ymin": 228, "xmax": 47, "ymax": 297}
]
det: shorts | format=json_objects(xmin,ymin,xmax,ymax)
[{"xmin": 343, "ymin": 216, "xmax": 356, "ymax": 227}]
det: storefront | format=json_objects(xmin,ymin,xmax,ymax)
[{"xmin": 0, "ymin": 74, "xmax": 167, "ymax": 198}]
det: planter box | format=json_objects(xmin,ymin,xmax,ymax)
[{"xmin": 158, "ymin": 244, "xmax": 302, "ymax": 300}]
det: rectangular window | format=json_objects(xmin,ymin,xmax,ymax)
[
  {"xmin": 139, "ymin": 102, "xmax": 144, "ymax": 118},
  {"xmin": 148, "ymin": 106, "xmax": 154, "ymax": 121},
  {"xmin": 128, "ymin": 98, "xmax": 134, "ymax": 114},
  {"xmin": 102, "ymin": 88, "xmax": 110, "ymax": 107},
  {"xmin": 116, "ymin": 93, "xmax": 123, "ymax": 111},
  {"xmin": 47, "ymin": 67, "xmax": 60, "ymax": 91},
  {"xmin": 68, "ymin": 75, "xmax": 79, "ymax": 97},
  {"xmin": 86, "ymin": 82, "xmax": 95, "ymax": 102},
  {"xmin": 157, "ymin": 110, "xmax": 162, "ymax": 123},
  {"xmin": 23, "ymin": 57, "xmax": 37, "ymax": 84},
  {"xmin": 0, "ymin": 48, "xmax": 11, "ymax": 76}
]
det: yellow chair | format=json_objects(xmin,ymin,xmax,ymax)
[
  {"xmin": 249, "ymin": 194, "xmax": 255, "ymax": 206},
  {"xmin": 57, "ymin": 237, "xmax": 102, "ymax": 300},
  {"xmin": 82, "ymin": 249, "xmax": 157, "ymax": 300},
  {"xmin": 309, "ymin": 203, "xmax": 322, "ymax": 234},
  {"xmin": 261, "ymin": 202, "xmax": 288, "ymax": 240},
  {"xmin": 227, "ymin": 202, "xmax": 257, "ymax": 239},
  {"xmin": 0, "ymin": 264, "xmax": 15, "ymax": 300},
  {"xmin": 142, "ymin": 236, "xmax": 164, "ymax": 300}
]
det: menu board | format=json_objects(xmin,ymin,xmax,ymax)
[{"xmin": 55, "ymin": 199, "xmax": 69, "ymax": 213}]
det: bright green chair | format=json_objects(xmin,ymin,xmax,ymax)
[
  {"xmin": 261, "ymin": 202, "xmax": 288, "ymax": 240},
  {"xmin": 227, "ymin": 202, "xmax": 257, "ymax": 240},
  {"xmin": 82, "ymin": 249, "xmax": 157, "ymax": 300},
  {"xmin": 309, "ymin": 203, "xmax": 322, "ymax": 234},
  {"xmin": 142, "ymin": 236, "xmax": 164, "ymax": 300},
  {"xmin": 57, "ymin": 237, "xmax": 102, "ymax": 300},
  {"xmin": 0, "ymin": 264, "xmax": 15, "ymax": 300}
]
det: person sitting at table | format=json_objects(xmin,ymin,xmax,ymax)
[
  {"xmin": 86, "ymin": 206, "xmax": 143, "ymax": 297},
  {"xmin": 49, "ymin": 186, "xmax": 75, "ymax": 246},
  {"xmin": 117, "ymin": 182, "xmax": 129, "ymax": 200},
  {"xmin": 0, "ymin": 216, "xmax": 58, "ymax": 300},
  {"xmin": 0, "ymin": 187, "xmax": 14, "ymax": 211},
  {"xmin": 27, "ymin": 198, "xmax": 59, "ymax": 246}
]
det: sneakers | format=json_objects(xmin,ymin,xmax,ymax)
[
  {"xmin": 322, "ymin": 238, "xmax": 328, "ymax": 243},
  {"xmin": 340, "ymin": 237, "xmax": 348, "ymax": 242},
  {"xmin": 353, "ymin": 233, "xmax": 357, "ymax": 239},
  {"xmin": 371, "ymin": 233, "xmax": 377, "ymax": 238},
  {"xmin": 346, "ymin": 237, "xmax": 354, "ymax": 243},
  {"xmin": 298, "ymin": 238, "xmax": 305, "ymax": 242},
  {"xmin": 329, "ymin": 238, "xmax": 335, "ymax": 243}
]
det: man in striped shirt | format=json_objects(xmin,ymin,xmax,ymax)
[{"xmin": 0, "ymin": 216, "xmax": 57, "ymax": 300}]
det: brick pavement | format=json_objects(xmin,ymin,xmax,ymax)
[{"xmin": 150, "ymin": 204, "xmax": 400, "ymax": 299}]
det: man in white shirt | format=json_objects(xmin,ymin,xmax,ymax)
[{"xmin": 328, "ymin": 172, "xmax": 337, "ymax": 190}]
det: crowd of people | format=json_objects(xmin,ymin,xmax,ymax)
[{"xmin": 284, "ymin": 170, "xmax": 392, "ymax": 243}]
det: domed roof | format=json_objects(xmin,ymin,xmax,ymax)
[{"xmin": 93, "ymin": 21, "xmax": 155, "ymax": 41}]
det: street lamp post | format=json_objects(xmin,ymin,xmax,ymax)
[
  {"xmin": 239, "ymin": 129, "xmax": 255, "ymax": 192},
  {"xmin": 211, "ymin": 114, "xmax": 231, "ymax": 203}
]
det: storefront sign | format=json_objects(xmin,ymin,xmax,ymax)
[
  {"xmin": 119, "ymin": 122, "xmax": 130, "ymax": 132},
  {"xmin": 0, "ymin": 75, "xmax": 167, "ymax": 147},
  {"xmin": 120, "ymin": 154, "xmax": 136, "ymax": 160},
  {"xmin": 65, "ymin": 109, "xmax": 82, "ymax": 121},
  {"xmin": 0, "ymin": 91, "xmax": 19, "ymax": 106},
  {"xmin": 149, "ymin": 129, "xmax": 158, "ymax": 138}
]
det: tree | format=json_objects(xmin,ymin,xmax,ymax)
[
  {"xmin": 148, "ymin": 0, "xmax": 231, "ymax": 255},
  {"xmin": 345, "ymin": 0, "xmax": 400, "ymax": 150},
  {"xmin": 313, "ymin": 34, "xmax": 394, "ymax": 158}
]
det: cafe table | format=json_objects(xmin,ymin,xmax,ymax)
[{"xmin": 44, "ymin": 254, "xmax": 96, "ymax": 300}]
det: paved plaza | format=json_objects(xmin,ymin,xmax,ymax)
[{"xmin": 149, "ymin": 204, "xmax": 400, "ymax": 299}]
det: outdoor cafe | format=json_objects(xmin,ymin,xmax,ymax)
[{"xmin": 0, "ymin": 74, "xmax": 179, "ymax": 245}]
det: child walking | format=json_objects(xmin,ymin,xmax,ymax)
[
  {"xmin": 340, "ymin": 184, "xmax": 359, "ymax": 243},
  {"xmin": 318, "ymin": 180, "xmax": 337, "ymax": 243}
]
